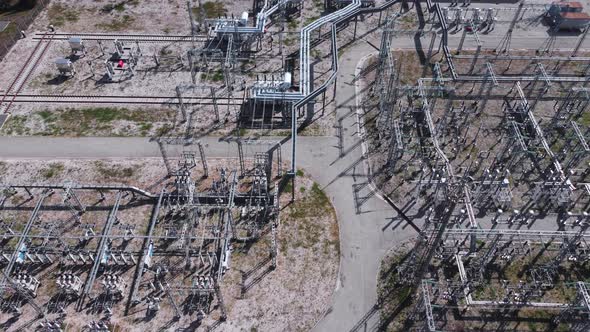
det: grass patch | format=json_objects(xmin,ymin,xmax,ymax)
[
  {"xmin": 299, "ymin": 122, "xmax": 325, "ymax": 136},
  {"xmin": 34, "ymin": 107, "xmax": 172, "ymax": 136},
  {"xmin": 38, "ymin": 110, "xmax": 55, "ymax": 122},
  {"xmin": 10, "ymin": 194, "xmax": 24, "ymax": 205},
  {"xmin": 202, "ymin": 70, "xmax": 224, "ymax": 83},
  {"xmin": 287, "ymin": 19, "xmax": 298, "ymax": 30},
  {"xmin": 100, "ymin": 1, "xmax": 139, "ymax": 14},
  {"xmin": 94, "ymin": 161, "xmax": 136, "ymax": 179},
  {"xmin": 156, "ymin": 123, "xmax": 173, "ymax": 136},
  {"xmin": 283, "ymin": 178, "xmax": 293, "ymax": 193},
  {"xmin": 40, "ymin": 162, "xmax": 64, "ymax": 179},
  {"xmin": 47, "ymin": 4, "xmax": 79, "ymax": 27},
  {"xmin": 192, "ymin": 2, "xmax": 227, "ymax": 20},
  {"xmin": 398, "ymin": 13, "xmax": 417, "ymax": 29},
  {"xmin": 2, "ymin": 115, "xmax": 29, "ymax": 135},
  {"xmin": 139, "ymin": 122, "xmax": 153, "ymax": 135},
  {"xmin": 288, "ymin": 182, "xmax": 331, "ymax": 219},
  {"xmin": 0, "ymin": 20, "xmax": 17, "ymax": 37},
  {"xmin": 96, "ymin": 15, "xmax": 135, "ymax": 31},
  {"xmin": 304, "ymin": 15, "xmax": 320, "ymax": 26},
  {"xmin": 377, "ymin": 248, "xmax": 415, "ymax": 329},
  {"xmin": 236, "ymin": 127, "xmax": 247, "ymax": 137},
  {"xmin": 286, "ymin": 182, "xmax": 334, "ymax": 249},
  {"xmin": 81, "ymin": 107, "xmax": 128, "ymax": 122},
  {"xmin": 579, "ymin": 111, "xmax": 590, "ymax": 127}
]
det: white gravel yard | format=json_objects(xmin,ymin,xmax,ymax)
[{"xmin": 0, "ymin": 0, "xmax": 353, "ymax": 138}]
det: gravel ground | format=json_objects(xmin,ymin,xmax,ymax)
[
  {"xmin": 0, "ymin": 0, "xmax": 371, "ymax": 138},
  {"xmin": 0, "ymin": 159, "xmax": 339, "ymax": 331}
]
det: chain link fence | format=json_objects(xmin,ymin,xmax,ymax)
[{"xmin": 0, "ymin": 0, "xmax": 50, "ymax": 62}]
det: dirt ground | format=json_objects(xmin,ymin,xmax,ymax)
[
  {"xmin": 32, "ymin": 0, "xmax": 193, "ymax": 34},
  {"xmin": 214, "ymin": 173, "xmax": 340, "ymax": 332},
  {"xmin": 0, "ymin": 159, "xmax": 339, "ymax": 331}
]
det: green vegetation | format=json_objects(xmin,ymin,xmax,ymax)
[
  {"xmin": 0, "ymin": 21, "xmax": 17, "ymax": 37},
  {"xmin": 283, "ymin": 178, "xmax": 293, "ymax": 193},
  {"xmin": 40, "ymin": 162, "xmax": 64, "ymax": 179},
  {"xmin": 299, "ymin": 122, "xmax": 325, "ymax": 136},
  {"xmin": 156, "ymin": 123, "xmax": 173, "ymax": 136},
  {"xmin": 280, "ymin": 176, "xmax": 338, "ymax": 256},
  {"xmin": 312, "ymin": 0, "xmax": 323, "ymax": 8},
  {"xmin": 139, "ymin": 122, "xmax": 153, "ymax": 135},
  {"xmin": 288, "ymin": 182, "xmax": 333, "ymax": 249},
  {"xmin": 236, "ymin": 127, "xmax": 247, "ymax": 137},
  {"xmin": 202, "ymin": 70, "xmax": 225, "ymax": 83},
  {"xmin": 398, "ymin": 13, "xmax": 417, "ymax": 29},
  {"xmin": 295, "ymin": 169, "xmax": 304, "ymax": 177},
  {"xmin": 47, "ymin": 4, "xmax": 79, "ymax": 27},
  {"xmin": 287, "ymin": 19, "xmax": 298, "ymax": 30},
  {"xmin": 96, "ymin": 15, "xmax": 135, "ymax": 31},
  {"xmin": 192, "ymin": 2, "xmax": 227, "ymax": 20},
  {"xmin": 304, "ymin": 15, "xmax": 320, "ymax": 26},
  {"xmin": 10, "ymin": 194, "xmax": 25, "ymax": 206},
  {"xmin": 377, "ymin": 248, "xmax": 415, "ymax": 330},
  {"xmin": 100, "ymin": 0, "xmax": 139, "ymax": 14},
  {"xmin": 521, "ymin": 309, "xmax": 553, "ymax": 331},
  {"xmin": 38, "ymin": 110, "xmax": 53, "ymax": 122},
  {"xmin": 579, "ymin": 111, "xmax": 590, "ymax": 127},
  {"xmin": 394, "ymin": 50, "xmax": 432, "ymax": 85},
  {"xmin": 159, "ymin": 47, "xmax": 173, "ymax": 56},
  {"xmin": 94, "ymin": 161, "xmax": 135, "ymax": 179},
  {"xmin": 33, "ymin": 107, "xmax": 173, "ymax": 136},
  {"xmin": 2, "ymin": 115, "xmax": 29, "ymax": 135}
]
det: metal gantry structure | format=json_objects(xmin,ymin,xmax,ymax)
[
  {"xmin": 0, "ymin": 148, "xmax": 281, "ymax": 327},
  {"xmin": 369, "ymin": 1, "xmax": 590, "ymax": 330},
  {"xmin": 373, "ymin": 0, "xmax": 590, "ymax": 216},
  {"xmin": 184, "ymin": 0, "xmax": 398, "ymax": 176},
  {"xmin": 416, "ymin": 227, "xmax": 590, "ymax": 331}
]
